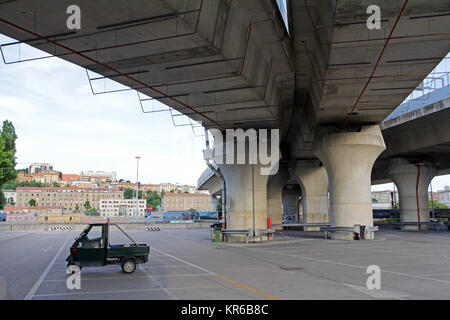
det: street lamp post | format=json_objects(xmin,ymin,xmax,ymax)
[{"xmin": 135, "ymin": 156, "xmax": 141, "ymax": 219}]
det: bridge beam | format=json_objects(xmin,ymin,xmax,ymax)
[
  {"xmin": 290, "ymin": 160, "xmax": 329, "ymax": 231},
  {"xmin": 388, "ymin": 158, "xmax": 436, "ymax": 231},
  {"xmin": 313, "ymin": 125, "xmax": 386, "ymax": 240}
]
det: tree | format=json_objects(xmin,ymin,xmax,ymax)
[
  {"xmin": 6, "ymin": 197, "xmax": 15, "ymax": 206},
  {"xmin": 372, "ymin": 198, "xmax": 378, "ymax": 203},
  {"xmin": 124, "ymin": 188, "xmax": 134, "ymax": 199},
  {"xmin": 0, "ymin": 120, "xmax": 17, "ymax": 187},
  {"xmin": 52, "ymin": 181, "xmax": 60, "ymax": 187},
  {"xmin": 74, "ymin": 204, "xmax": 80, "ymax": 213},
  {"xmin": 84, "ymin": 200, "xmax": 91, "ymax": 211},
  {"xmin": 124, "ymin": 188, "xmax": 143, "ymax": 199},
  {"xmin": 146, "ymin": 190, "xmax": 161, "ymax": 209},
  {"xmin": 0, "ymin": 191, "xmax": 5, "ymax": 210},
  {"xmin": 29, "ymin": 199, "xmax": 36, "ymax": 207},
  {"xmin": 86, "ymin": 208, "xmax": 99, "ymax": 216},
  {"xmin": 1, "ymin": 120, "xmax": 17, "ymax": 153},
  {"xmin": 429, "ymin": 200, "xmax": 448, "ymax": 209}
]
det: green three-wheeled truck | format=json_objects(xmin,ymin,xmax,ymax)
[{"xmin": 66, "ymin": 221, "xmax": 150, "ymax": 274}]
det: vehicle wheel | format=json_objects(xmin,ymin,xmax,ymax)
[{"xmin": 121, "ymin": 258, "xmax": 136, "ymax": 274}]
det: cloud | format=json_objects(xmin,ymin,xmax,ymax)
[{"xmin": 0, "ymin": 35, "xmax": 207, "ymax": 185}]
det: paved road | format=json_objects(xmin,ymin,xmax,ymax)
[{"xmin": 1, "ymin": 227, "xmax": 450, "ymax": 299}]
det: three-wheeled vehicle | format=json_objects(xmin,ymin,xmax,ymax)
[{"xmin": 66, "ymin": 221, "xmax": 149, "ymax": 274}]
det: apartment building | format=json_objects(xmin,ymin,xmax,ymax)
[
  {"xmin": 162, "ymin": 193, "xmax": 214, "ymax": 212},
  {"xmin": 80, "ymin": 171, "xmax": 117, "ymax": 182},
  {"xmin": 28, "ymin": 163, "xmax": 53, "ymax": 174},
  {"xmin": 99, "ymin": 199, "xmax": 146, "ymax": 217},
  {"xmin": 15, "ymin": 187, "xmax": 123, "ymax": 211},
  {"xmin": 61, "ymin": 174, "xmax": 81, "ymax": 185}
]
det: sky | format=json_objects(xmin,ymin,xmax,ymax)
[
  {"xmin": 0, "ymin": 33, "xmax": 449, "ymax": 191},
  {"xmin": 0, "ymin": 34, "xmax": 207, "ymax": 186}
]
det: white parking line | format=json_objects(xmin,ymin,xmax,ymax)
[
  {"xmin": 139, "ymin": 266, "xmax": 178, "ymax": 300},
  {"xmin": 151, "ymin": 248, "xmax": 215, "ymax": 275},
  {"xmin": 32, "ymin": 284, "xmax": 238, "ymax": 298},
  {"xmin": 43, "ymin": 273, "xmax": 213, "ymax": 282},
  {"xmin": 24, "ymin": 235, "xmax": 71, "ymax": 300},
  {"xmin": 245, "ymin": 247, "xmax": 450, "ymax": 286}
]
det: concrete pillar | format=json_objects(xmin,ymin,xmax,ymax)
[
  {"xmin": 282, "ymin": 186, "xmax": 301, "ymax": 221},
  {"xmin": 388, "ymin": 158, "xmax": 436, "ymax": 230},
  {"xmin": 313, "ymin": 125, "xmax": 386, "ymax": 240},
  {"xmin": 267, "ymin": 167, "xmax": 289, "ymax": 230},
  {"xmin": 290, "ymin": 160, "xmax": 329, "ymax": 231},
  {"xmin": 218, "ymin": 163, "xmax": 270, "ymax": 241}
]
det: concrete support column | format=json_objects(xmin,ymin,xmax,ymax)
[
  {"xmin": 290, "ymin": 160, "xmax": 329, "ymax": 231},
  {"xmin": 388, "ymin": 158, "xmax": 436, "ymax": 230},
  {"xmin": 218, "ymin": 163, "xmax": 270, "ymax": 241},
  {"xmin": 313, "ymin": 125, "xmax": 386, "ymax": 240},
  {"xmin": 267, "ymin": 167, "xmax": 289, "ymax": 230},
  {"xmin": 210, "ymin": 129, "xmax": 280, "ymax": 242}
]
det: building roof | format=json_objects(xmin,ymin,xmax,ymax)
[
  {"xmin": 4, "ymin": 206, "xmax": 64, "ymax": 211},
  {"xmin": 164, "ymin": 192, "xmax": 210, "ymax": 197},
  {"xmin": 62, "ymin": 174, "xmax": 80, "ymax": 180},
  {"xmin": 16, "ymin": 187, "xmax": 121, "ymax": 192}
]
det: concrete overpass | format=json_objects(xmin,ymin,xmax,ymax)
[{"xmin": 0, "ymin": 0, "xmax": 449, "ymax": 240}]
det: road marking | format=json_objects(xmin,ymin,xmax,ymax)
[
  {"xmin": 24, "ymin": 235, "xmax": 71, "ymax": 300},
  {"xmin": 139, "ymin": 265, "xmax": 178, "ymax": 300},
  {"xmin": 246, "ymin": 247, "xmax": 450, "ymax": 286},
  {"xmin": 43, "ymin": 273, "xmax": 213, "ymax": 282},
  {"xmin": 152, "ymin": 247, "xmax": 280, "ymax": 300},
  {"xmin": 214, "ymin": 273, "xmax": 280, "ymax": 300},
  {"xmin": 151, "ymin": 248, "xmax": 215, "ymax": 275},
  {"xmin": 32, "ymin": 284, "xmax": 238, "ymax": 297}
]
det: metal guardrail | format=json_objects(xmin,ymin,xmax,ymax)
[{"xmin": 221, "ymin": 229, "xmax": 252, "ymax": 244}]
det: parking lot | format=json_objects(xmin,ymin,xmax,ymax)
[{"xmin": 1, "ymin": 227, "xmax": 450, "ymax": 300}]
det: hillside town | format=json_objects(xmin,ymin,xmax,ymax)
[{"xmin": 1, "ymin": 162, "xmax": 215, "ymax": 223}]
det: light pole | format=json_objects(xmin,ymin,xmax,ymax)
[{"xmin": 135, "ymin": 156, "xmax": 141, "ymax": 218}]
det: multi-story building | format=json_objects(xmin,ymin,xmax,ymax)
[
  {"xmin": 111, "ymin": 181, "xmax": 135, "ymax": 190},
  {"xmin": 61, "ymin": 174, "xmax": 81, "ymax": 185},
  {"xmin": 439, "ymin": 190, "xmax": 450, "ymax": 206},
  {"xmin": 80, "ymin": 171, "xmax": 117, "ymax": 182},
  {"xmin": 140, "ymin": 184, "xmax": 158, "ymax": 193},
  {"xmin": 15, "ymin": 187, "xmax": 123, "ymax": 212},
  {"xmin": 28, "ymin": 163, "xmax": 53, "ymax": 174},
  {"xmin": 41, "ymin": 170, "xmax": 62, "ymax": 184},
  {"xmin": 157, "ymin": 183, "xmax": 178, "ymax": 193},
  {"xmin": 99, "ymin": 199, "xmax": 146, "ymax": 217},
  {"xmin": 162, "ymin": 192, "xmax": 214, "ymax": 212},
  {"xmin": 4, "ymin": 206, "xmax": 65, "ymax": 223},
  {"xmin": 16, "ymin": 171, "xmax": 33, "ymax": 183}
]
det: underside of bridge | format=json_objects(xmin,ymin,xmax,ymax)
[{"xmin": 1, "ymin": 0, "xmax": 449, "ymax": 240}]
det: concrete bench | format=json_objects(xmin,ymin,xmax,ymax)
[
  {"xmin": 320, "ymin": 226, "xmax": 360, "ymax": 239},
  {"xmin": 221, "ymin": 229, "xmax": 252, "ymax": 244},
  {"xmin": 255, "ymin": 228, "xmax": 275, "ymax": 243}
]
